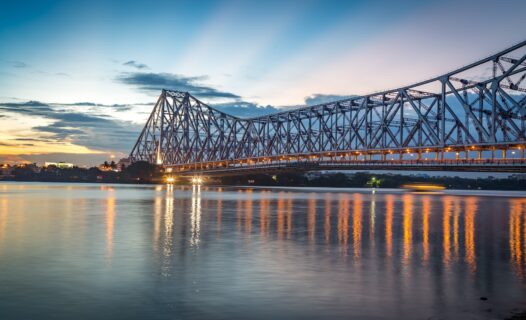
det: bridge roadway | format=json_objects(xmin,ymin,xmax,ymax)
[{"xmin": 168, "ymin": 158, "xmax": 526, "ymax": 177}]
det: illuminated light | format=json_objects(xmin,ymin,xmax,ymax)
[
  {"xmin": 402, "ymin": 183, "xmax": 445, "ymax": 192},
  {"xmin": 166, "ymin": 168, "xmax": 173, "ymax": 173},
  {"xmin": 156, "ymin": 158, "xmax": 163, "ymax": 165},
  {"xmin": 191, "ymin": 176, "xmax": 203, "ymax": 185},
  {"xmin": 165, "ymin": 176, "xmax": 175, "ymax": 184},
  {"xmin": 512, "ymin": 151, "xmax": 516, "ymax": 155}
]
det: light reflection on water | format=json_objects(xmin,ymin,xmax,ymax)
[{"xmin": 0, "ymin": 182, "xmax": 525, "ymax": 319}]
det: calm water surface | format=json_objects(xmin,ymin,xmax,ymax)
[{"xmin": 0, "ymin": 182, "xmax": 526, "ymax": 319}]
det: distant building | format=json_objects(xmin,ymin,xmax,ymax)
[
  {"xmin": 117, "ymin": 158, "xmax": 131, "ymax": 171},
  {"xmin": 0, "ymin": 164, "xmax": 13, "ymax": 177},
  {"xmin": 44, "ymin": 162, "xmax": 74, "ymax": 169}
]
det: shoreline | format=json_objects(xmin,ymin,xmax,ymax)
[{"xmin": 1, "ymin": 180, "xmax": 526, "ymax": 197}]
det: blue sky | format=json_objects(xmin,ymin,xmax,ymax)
[{"xmin": 0, "ymin": 0, "xmax": 525, "ymax": 165}]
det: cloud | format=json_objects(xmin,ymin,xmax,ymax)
[
  {"xmin": 11, "ymin": 61, "xmax": 28, "ymax": 68},
  {"xmin": 0, "ymin": 153, "xmax": 116, "ymax": 166},
  {"xmin": 304, "ymin": 94, "xmax": 355, "ymax": 106},
  {"xmin": 63, "ymin": 102, "xmax": 132, "ymax": 112},
  {"xmin": 117, "ymin": 72, "xmax": 241, "ymax": 99},
  {"xmin": 212, "ymin": 101, "xmax": 280, "ymax": 118},
  {"xmin": 0, "ymin": 101, "xmax": 142, "ymax": 153},
  {"xmin": 123, "ymin": 60, "xmax": 149, "ymax": 70}
]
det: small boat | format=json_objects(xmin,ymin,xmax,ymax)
[{"xmin": 401, "ymin": 183, "xmax": 445, "ymax": 192}]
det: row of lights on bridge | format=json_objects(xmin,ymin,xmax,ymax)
[{"xmin": 158, "ymin": 144, "xmax": 524, "ymax": 171}]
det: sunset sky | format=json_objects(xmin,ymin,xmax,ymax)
[{"xmin": 1, "ymin": 0, "xmax": 526, "ymax": 165}]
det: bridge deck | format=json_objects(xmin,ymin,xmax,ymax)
[{"xmin": 168, "ymin": 159, "xmax": 526, "ymax": 176}]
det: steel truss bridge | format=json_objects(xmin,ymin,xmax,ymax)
[{"xmin": 130, "ymin": 40, "xmax": 526, "ymax": 175}]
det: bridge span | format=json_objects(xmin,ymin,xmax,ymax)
[{"xmin": 130, "ymin": 40, "xmax": 526, "ymax": 175}]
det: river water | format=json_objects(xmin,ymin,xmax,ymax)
[{"xmin": 0, "ymin": 182, "xmax": 525, "ymax": 319}]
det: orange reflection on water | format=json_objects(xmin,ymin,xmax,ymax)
[
  {"xmin": 277, "ymin": 192, "xmax": 285, "ymax": 240},
  {"xmin": 337, "ymin": 194, "xmax": 349, "ymax": 255},
  {"xmin": 402, "ymin": 194, "xmax": 413, "ymax": 265},
  {"xmin": 464, "ymin": 197, "xmax": 478, "ymax": 274},
  {"xmin": 308, "ymin": 194, "xmax": 316, "ymax": 243},
  {"xmin": 385, "ymin": 194, "xmax": 394, "ymax": 258},
  {"xmin": 510, "ymin": 199, "xmax": 525, "ymax": 279},
  {"xmin": 0, "ymin": 198, "xmax": 8, "ymax": 256},
  {"xmin": 105, "ymin": 192, "xmax": 116, "ymax": 259},
  {"xmin": 217, "ymin": 191, "xmax": 223, "ymax": 236},
  {"xmin": 286, "ymin": 196, "xmax": 293, "ymax": 239},
  {"xmin": 259, "ymin": 191, "xmax": 270, "ymax": 238},
  {"xmin": 236, "ymin": 190, "xmax": 243, "ymax": 232},
  {"xmin": 352, "ymin": 194, "xmax": 363, "ymax": 258},
  {"xmin": 422, "ymin": 196, "xmax": 430, "ymax": 264},
  {"xmin": 245, "ymin": 189, "xmax": 253, "ymax": 234},
  {"xmin": 453, "ymin": 199, "xmax": 461, "ymax": 259},
  {"xmin": 153, "ymin": 191, "xmax": 162, "ymax": 252},
  {"xmin": 325, "ymin": 194, "xmax": 332, "ymax": 243},
  {"xmin": 443, "ymin": 196, "xmax": 452, "ymax": 267}
]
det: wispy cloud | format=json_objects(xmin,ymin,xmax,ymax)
[
  {"xmin": 11, "ymin": 61, "xmax": 28, "ymax": 68},
  {"xmin": 123, "ymin": 60, "xmax": 149, "ymax": 70},
  {"xmin": 117, "ymin": 72, "xmax": 241, "ymax": 99}
]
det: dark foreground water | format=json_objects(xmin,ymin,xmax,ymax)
[{"xmin": 0, "ymin": 182, "xmax": 526, "ymax": 319}]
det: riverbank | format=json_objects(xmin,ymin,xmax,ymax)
[{"xmin": 2, "ymin": 170, "xmax": 526, "ymax": 191}]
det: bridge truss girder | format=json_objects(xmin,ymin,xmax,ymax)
[{"xmin": 130, "ymin": 40, "xmax": 526, "ymax": 172}]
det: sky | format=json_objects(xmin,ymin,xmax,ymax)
[{"xmin": 1, "ymin": 0, "xmax": 526, "ymax": 166}]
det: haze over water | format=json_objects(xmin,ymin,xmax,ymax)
[{"xmin": 0, "ymin": 182, "xmax": 525, "ymax": 319}]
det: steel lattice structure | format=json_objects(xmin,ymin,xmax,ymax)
[{"xmin": 130, "ymin": 40, "xmax": 526, "ymax": 173}]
